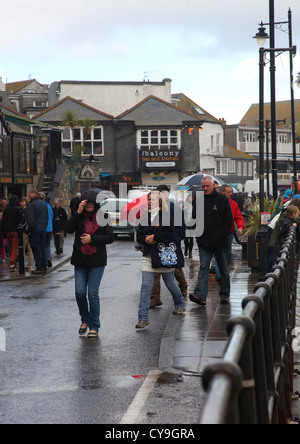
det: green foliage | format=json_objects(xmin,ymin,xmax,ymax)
[{"xmin": 244, "ymin": 197, "xmax": 283, "ymax": 237}]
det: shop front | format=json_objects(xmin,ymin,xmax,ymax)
[
  {"xmin": 138, "ymin": 147, "xmax": 182, "ymax": 190},
  {"xmin": 0, "ymin": 110, "xmax": 35, "ymax": 199}
]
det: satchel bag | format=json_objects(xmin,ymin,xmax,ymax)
[{"xmin": 151, "ymin": 240, "xmax": 184, "ymax": 269}]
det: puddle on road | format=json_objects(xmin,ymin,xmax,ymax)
[
  {"xmin": 115, "ymin": 375, "xmax": 145, "ymax": 389},
  {"xmin": 10, "ymin": 294, "xmax": 49, "ymax": 300}
]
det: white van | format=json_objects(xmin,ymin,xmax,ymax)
[{"xmin": 244, "ymin": 179, "xmax": 272, "ymax": 196}]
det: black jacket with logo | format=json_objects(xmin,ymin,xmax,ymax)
[{"xmin": 193, "ymin": 190, "xmax": 233, "ymax": 249}]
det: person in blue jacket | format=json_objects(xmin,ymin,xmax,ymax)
[{"xmin": 39, "ymin": 193, "xmax": 54, "ymax": 268}]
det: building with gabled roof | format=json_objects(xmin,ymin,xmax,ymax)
[
  {"xmin": 171, "ymin": 93, "xmax": 225, "ymax": 175},
  {"xmin": 5, "ymin": 79, "xmax": 49, "ymax": 117},
  {"xmin": 33, "ymin": 96, "xmax": 114, "ymax": 158},
  {"xmin": 240, "ymin": 99, "xmax": 300, "ymax": 141},
  {"xmin": 116, "ymin": 95, "xmax": 204, "ymax": 187}
]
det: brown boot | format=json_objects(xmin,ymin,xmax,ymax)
[{"xmin": 150, "ymin": 296, "xmax": 163, "ymax": 309}]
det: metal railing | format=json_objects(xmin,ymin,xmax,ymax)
[{"xmin": 200, "ymin": 227, "xmax": 299, "ymax": 424}]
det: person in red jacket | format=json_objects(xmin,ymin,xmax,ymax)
[{"xmin": 215, "ymin": 185, "xmax": 245, "ymax": 283}]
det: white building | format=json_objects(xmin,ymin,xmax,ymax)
[
  {"xmin": 171, "ymin": 94, "xmax": 224, "ymax": 174},
  {"xmin": 49, "ymin": 79, "xmax": 172, "ymax": 117},
  {"xmin": 199, "ymin": 121, "xmax": 224, "ymax": 173}
]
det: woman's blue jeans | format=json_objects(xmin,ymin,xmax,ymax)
[
  {"xmin": 139, "ymin": 271, "xmax": 185, "ymax": 321},
  {"xmin": 75, "ymin": 266, "xmax": 105, "ymax": 331}
]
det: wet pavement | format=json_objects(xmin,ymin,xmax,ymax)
[
  {"xmin": 0, "ymin": 235, "xmax": 74, "ymax": 282},
  {"xmin": 0, "ymin": 239, "xmax": 204, "ymax": 424},
  {"xmin": 2, "ymin": 236, "xmax": 298, "ymax": 423},
  {"xmin": 159, "ymin": 243, "xmax": 258, "ymax": 375}
]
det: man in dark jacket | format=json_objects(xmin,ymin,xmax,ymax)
[
  {"xmin": 26, "ymin": 188, "xmax": 48, "ymax": 274},
  {"xmin": 190, "ymin": 176, "xmax": 233, "ymax": 306},
  {"xmin": 52, "ymin": 199, "xmax": 68, "ymax": 255}
]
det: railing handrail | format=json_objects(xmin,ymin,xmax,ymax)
[{"xmin": 200, "ymin": 227, "xmax": 299, "ymax": 424}]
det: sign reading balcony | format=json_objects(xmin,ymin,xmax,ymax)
[{"xmin": 139, "ymin": 148, "xmax": 181, "ymax": 170}]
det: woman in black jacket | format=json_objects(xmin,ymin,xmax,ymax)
[
  {"xmin": 65, "ymin": 190, "xmax": 114, "ymax": 338},
  {"xmin": 135, "ymin": 191, "xmax": 186, "ymax": 329}
]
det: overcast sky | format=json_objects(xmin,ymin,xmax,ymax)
[{"xmin": 1, "ymin": 0, "xmax": 300, "ymax": 123}]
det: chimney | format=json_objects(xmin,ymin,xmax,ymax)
[{"xmin": 219, "ymin": 118, "xmax": 227, "ymax": 126}]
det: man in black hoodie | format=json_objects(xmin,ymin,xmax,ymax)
[{"xmin": 189, "ymin": 176, "xmax": 233, "ymax": 306}]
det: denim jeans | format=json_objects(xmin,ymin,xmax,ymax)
[
  {"xmin": 29, "ymin": 231, "xmax": 47, "ymax": 272},
  {"xmin": 215, "ymin": 233, "xmax": 234, "ymax": 280},
  {"xmin": 74, "ymin": 266, "xmax": 105, "ymax": 331},
  {"xmin": 194, "ymin": 246, "xmax": 230, "ymax": 301},
  {"xmin": 139, "ymin": 271, "xmax": 185, "ymax": 321}
]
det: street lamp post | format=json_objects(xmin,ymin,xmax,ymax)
[
  {"xmin": 254, "ymin": 3, "xmax": 298, "ymax": 198},
  {"xmin": 269, "ymin": 0, "xmax": 277, "ymax": 199},
  {"xmin": 288, "ymin": 9, "xmax": 298, "ymax": 194},
  {"xmin": 254, "ymin": 32, "xmax": 297, "ymax": 276},
  {"xmin": 256, "ymin": 48, "xmax": 268, "ymax": 277}
]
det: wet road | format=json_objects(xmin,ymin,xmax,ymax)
[{"xmin": 0, "ymin": 240, "xmax": 203, "ymax": 424}]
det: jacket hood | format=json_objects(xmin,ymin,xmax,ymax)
[
  {"xmin": 284, "ymin": 189, "xmax": 293, "ymax": 199},
  {"xmin": 9, "ymin": 195, "xmax": 20, "ymax": 206},
  {"xmin": 81, "ymin": 190, "xmax": 101, "ymax": 210},
  {"xmin": 81, "ymin": 190, "xmax": 98, "ymax": 203}
]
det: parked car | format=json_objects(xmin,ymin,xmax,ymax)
[{"xmin": 100, "ymin": 198, "xmax": 135, "ymax": 240}]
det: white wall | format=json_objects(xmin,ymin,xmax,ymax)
[
  {"xmin": 199, "ymin": 122, "xmax": 224, "ymax": 172},
  {"xmin": 57, "ymin": 79, "xmax": 172, "ymax": 116}
]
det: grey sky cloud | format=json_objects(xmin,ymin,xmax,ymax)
[{"xmin": 0, "ymin": 0, "xmax": 299, "ymax": 123}]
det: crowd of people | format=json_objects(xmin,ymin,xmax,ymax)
[
  {"xmin": 0, "ymin": 189, "xmax": 68, "ymax": 274},
  {"xmin": 1, "ymin": 179, "xmax": 298, "ymax": 338}
]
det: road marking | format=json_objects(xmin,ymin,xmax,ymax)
[
  {"xmin": 0, "ymin": 385, "xmax": 78, "ymax": 396},
  {"xmin": 120, "ymin": 369, "xmax": 162, "ymax": 424}
]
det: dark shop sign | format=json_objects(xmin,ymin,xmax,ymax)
[{"xmin": 139, "ymin": 148, "xmax": 181, "ymax": 169}]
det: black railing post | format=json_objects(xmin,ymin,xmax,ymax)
[
  {"xmin": 226, "ymin": 316, "xmax": 257, "ymax": 424},
  {"xmin": 200, "ymin": 227, "xmax": 299, "ymax": 425},
  {"xmin": 242, "ymin": 295, "xmax": 269, "ymax": 424},
  {"xmin": 201, "ymin": 362, "xmax": 243, "ymax": 424}
]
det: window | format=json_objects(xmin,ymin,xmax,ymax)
[
  {"xmin": 228, "ymin": 161, "xmax": 236, "ymax": 174},
  {"xmin": 216, "ymin": 160, "xmax": 228, "ymax": 175},
  {"xmin": 13, "ymin": 139, "xmax": 28, "ymax": 175},
  {"xmin": 3, "ymin": 138, "xmax": 10, "ymax": 173},
  {"xmin": 248, "ymin": 162, "xmax": 253, "ymax": 177},
  {"xmin": 20, "ymin": 140, "xmax": 27, "ymax": 174},
  {"xmin": 138, "ymin": 129, "xmax": 180, "ymax": 148},
  {"xmin": 216, "ymin": 134, "xmax": 221, "ymax": 155},
  {"xmin": 13, "ymin": 140, "xmax": 20, "ymax": 174},
  {"xmin": 62, "ymin": 126, "xmax": 104, "ymax": 156},
  {"xmin": 237, "ymin": 162, "xmax": 242, "ymax": 176},
  {"xmin": 243, "ymin": 132, "xmax": 256, "ymax": 143},
  {"xmin": 211, "ymin": 135, "xmax": 215, "ymax": 152},
  {"xmin": 194, "ymin": 106, "xmax": 205, "ymax": 115},
  {"xmin": 0, "ymin": 120, "xmax": 7, "ymax": 137},
  {"xmin": 277, "ymin": 133, "xmax": 288, "ymax": 144},
  {"xmin": 33, "ymin": 101, "xmax": 48, "ymax": 107}
]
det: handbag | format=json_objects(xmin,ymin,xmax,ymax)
[{"xmin": 151, "ymin": 240, "xmax": 185, "ymax": 269}]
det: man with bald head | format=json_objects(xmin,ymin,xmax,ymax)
[{"xmin": 189, "ymin": 176, "xmax": 233, "ymax": 306}]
